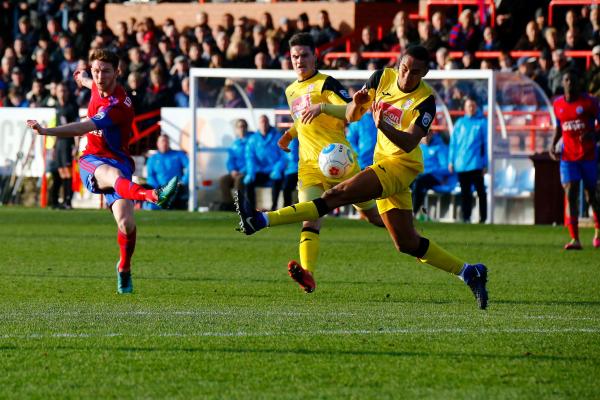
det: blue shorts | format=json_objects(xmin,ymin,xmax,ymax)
[
  {"xmin": 79, "ymin": 155, "xmax": 134, "ymax": 206},
  {"xmin": 560, "ymin": 159, "xmax": 598, "ymax": 189}
]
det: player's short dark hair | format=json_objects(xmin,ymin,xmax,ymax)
[
  {"xmin": 289, "ymin": 32, "xmax": 315, "ymax": 52},
  {"xmin": 405, "ymin": 45, "xmax": 430, "ymax": 64},
  {"xmin": 89, "ymin": 48, "xmax": 119, "ymax": 70}
]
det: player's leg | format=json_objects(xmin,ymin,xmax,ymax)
[
  {"xmin": 58, "ymin": 167, "xmax": 73, "ymax": 208},
  {"xmin": 560, "ymin": 160, "xmax": 582, "ymax": 249},
  {"xmin": 282, "ymin": 173, "xmax": 298, "ymax": 207},
  {"xmin": 380, "ymin": 206, "xmax": 488, "ymax": 310},
  {"xmin": 112, "ymin": 198, "xmax": 136, "ymax": 294},
  {"xmin": 90, "ymin": 160, "xmax": 178, "ymax": 208},
  {"xmin": 458, "ymin": 171, "xmax": 473, "ymax": 223},
  {"xmin": 473, "ymin": 169, "xmax": 487, "ymax": 223},
  {"xmin": 581, "ymin": 159, "xmax": 600, "ymax": 248},
  {"xmin": 218, "ymin": 174, "xmax": 235, "ymax": 210},
  {"xmin": 355, "ymin": 202, "xmax": 384, "ymax": 227},
  {"xmin": 235, "ymin": 167, "xmax": 382, "ymax": 234}
]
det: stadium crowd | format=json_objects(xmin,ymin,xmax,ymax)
[{"xmin": 0, "ymin": 1, "xmax": 599, "ymax": 112}]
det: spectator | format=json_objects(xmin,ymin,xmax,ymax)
[
  {"xmin": 6, "ymin": 86, "xmax": 28, "ymax": 107},
  {"xmin": 278, "ymin": 17, "xmax": 297, "ymax": 55},
  {"xmin": 169, "ymin": 55, "xmax": 188, "ymax": 92},
  {"xmin": 243, "ymin": 114, "xmax": 286, "ymax": 210},
  {"xmin": 188, "ymin": 42, "xmax": 206, "ymax": 68},
  {"xmin": 218, "ymin": 118, "xmax": 251, "ymax": 211},
  {"xmin": 564, "ymin": 28, "xmax": 586, "ymax": 50},
  {"xmin": 114, "ymin": 20, "xmax": 135, "ymax": 52},
  {"xmin": 67, "ymin": 18, "xmax": 87, "ymax": 58},
  {"xmin": 26, "ymin": 78, "xmax": 49, "ymax": 107},
  {"xmin": 412, "ymin": 133, "xmax": 454, "ymax": 218},
  {"xmin": 534, "ymin": 8, "xmax": 548, "ymax": 37},
  {"xmin": 434, "ymin": 47, "xmax": 450, "ymax": 70},
  {"xmin": 517, "ymin": 57, "xmax": 549, "ymax": 95},
  {"xmin": 586, "ymin": 45, "xmax": 600, "ymax": 96},
  {"xmin": 128, "ymin": 47, "xmax": 148, "ymax": 76},
  {"xmin": 448, "ymin": 9, "xmax": 481, "ymax": 53},
  {"xmin": 548, "ymin": 49, "xmax": 570, "ymax": 96},
  {"xmin": 358, "ymin": 26, "xmax": 385, "ymax": 68},
  {"xmin": 461, "ymin": 51, "xmax": 477, "ymax": 69},
  {"xmin": 226, "ymin": 36, "xmax": 253, "ymax": 68},
  {"xmin": 126, "ymin": 71, "xmax": 145, "ymax": 113},
  {"xmin": 145, "ymin": 134, "xmax": 189, "ymax": 210},
  {"xmin": 16, "ymin": 16, "xmax": 38, "ymax": 50},
  {"xmin": 431, "ymin": 11, "xmax": 450, "ymax": 45},
  {"xmin": 52, "ymin": 82, "xmax": 79, "ymax": 209},
  {"xmin": 142, "ymin": 67, "xmax": 175, "ymax": 112},
  {"xmin": 347, "ymin": 109, "xmax": 377, "ymax": 170},
  {"xmin": 59, "ymin": 46, "xmax": 78, "ymax": 91},
  {"xmin": 544, "ymin": 27, "xmax": 560, "ymax": 52},
  {"xmin": 222, "ymin": 13, "xmax": 235, "ymax": 37},
  {"xmin": 266, "ymin": 34, "xmax": 282, "ymax": 69},
  {"xmin": 311, "ymin": 10, "xmax": 340, "ymax": 48},
  {"xmin": 515, "ymin": 21, "xmax": 546, "ymax": 51},
  {"xmin": 260, "ymin": 12, "xmax": 275, "ymax": 33},
  {"xmin": 449, "ymin": 97, "xmax": 488, "ymax": 224},
  {"xmin": 479, "ymin": 27, "xmax": 500, "ymax": 51},
  {"xmin": 297, "ymin": 13, "xmax": 312, "ymax": 34},
  {"xmin": 252, "ymin": 25, "xmax": 269, "ymax": 57},
  {"xmin": 217, "ymin": 84, "xmax": 243, "ymax": 108},
  {"xmin": 498, "ymin": 51, "xmax": 514, "ymax": 72},
  {"xmin": 32, "ymin": 48, "xmax": 59, "ymax": 85},
  {"xmin": 175, "ymin": 77, "xmax": 190, "ymax": 108},
  {"xmin": 418, "ymin": 21, "xmax": 444, "ymax": 56},
  {"xmin": 13, "ymin": 37, "xmax": 32, "ymax": 74},
  {"xmin": 587, "ymin": 5, "xmax": 600, "ymax": 47},
  {"xmin": 9, "ymin": 67, "xmax": 27, "ymax": 96},
  {"xmin": 385, "ymin": 11, "xmax": 418, "ymax": 48}
]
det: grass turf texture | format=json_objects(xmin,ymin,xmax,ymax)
[{"xmin": 0, "ymin": 208, "xmax": 599, "ymax": 399}]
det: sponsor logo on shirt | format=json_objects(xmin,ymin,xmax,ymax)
[
  {"xmin": 562, "ymin": 120, "xmax": 586, "ymax": 131},
  {"xmin": 379, "ymin": 102, "xmax": 403, "ymax": 127}
]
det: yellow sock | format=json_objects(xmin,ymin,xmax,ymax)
[
  {"xmin": 299, "ymin": 229, "xmax": 320, "ymax": 273},
  {"xmin": 267, "ymin": 201, "xmax": 321, "ymax": 226},
  {"xmin": 417, "ymin": 239, "xmax": 464, "ymax": 275}
]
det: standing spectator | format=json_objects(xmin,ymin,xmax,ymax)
[
  {"xmin": 586, "ymin": 45, "xmax": 600, "ymax": 97},
  {"xmin": 347, "ymin": 109, "xmax": 377, "ymax": 170},
  {"xmin": 412, "ymin": 133, "xmax": 454, "ymax": 217},
  {"xmin": 243, "ymin": 114, "xmax": 286, "ymax": 210},
  {"xmin": 448, "ymin": 9, "xmax": 481, "ymax": 53},
  {"xmin": 218, "ymin": 118, "xmax": 251, "ymax": 211},
  {"xmin": 52, "ymin": 82, "xmax": 79, "ymax": 209},
  {"xmin": 449, "ymin": 97, "xmax": 488, "ymax": 224},
  {"xmin": 146, "ymin": 134, "xmax": 189, "ymax": 210},
  {"xmin": 549, "ymin": 71, "xmax": 600, "ymax": 249}
]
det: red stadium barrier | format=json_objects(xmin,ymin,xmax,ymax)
[{"xmin": 129, "ymin": 109, "xmax": 161, "ymax": 145}]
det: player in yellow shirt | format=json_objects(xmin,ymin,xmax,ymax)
[
  {"xmin": 266, "ymin": 33, "xmax": 383, "ymax": 293},
  {"xmin": 235, "ymin": 45, "xmax": 489, "ymax": 310}
]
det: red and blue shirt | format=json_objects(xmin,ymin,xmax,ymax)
[
  {"xmin": 83, "ymin": 81, "xmax": 135, "ymax": 165},
  {"xmin": 553, "ymin": 94, "xmax": 600, "ymax": 161}
]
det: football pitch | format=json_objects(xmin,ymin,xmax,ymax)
[{"xmin": 1, "ymin": 208, "xmax": 599, "ymax": 399}]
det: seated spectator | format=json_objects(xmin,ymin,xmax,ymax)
[
  {"xmin": 586, "ymin": 45, "xmax": 600, "ymax": 96},
  {"xmin": 243, "ymin": 114, "xmax": 286, "ymax": 210},
  {"xmin": 515, "ymin": 21, "xmax": 546, "ymax": 51},
  {"xmin": 418, "ymin": 21, "xmax": 443, "ymax": 56},
  {"xmin": 461, "ymin": 51, "xmax": 478, "ymax": 69},
  {"xmin": 145, "ymin": 134, "xmax": 189, "ymax": 210},
  {"xmin": 587, "ymin": 5, "xmax": 599, "ymax": 47},
  {"xmin": 564, "ymin": 28, "xmax": 586, "ymax": 50},
  {"xmin": 358, "ymin": 26, "xmax": 385, "ymax": 68},
  {"xmin": 412, "ymin": 133, "xmax": 455, "ymax": 218},
  {"xmin": 311, "ymin": 10, "xmax": 340, "ymax": 49},
  {"xmin": 544, "ymin": 27, "xmax": 560, "ymax": 53},
  {"xmin": 535, "ymin": 8, "xmax": 548, "ymax": 37},
  {"xmin": 216, "ymin": 84, "xmax": 243, "ymax": 108},
  {"xmin": 26, "ymin": 78, "xmax": 49, "ymax": 107},
  {"xmin": 175, "ymin": 77, "xmax": 190, "ymax": 108},
  {"xmin": 517, "ymin": 57, "xmax": 549, "ymax": 95},
  {"xmin": 548, "ymin": 49, "xmax": 571, "ymax": 96},
  {"xmin": 9, "ymin": 67, "xmax": 27, "ymax": 96},
  {"xmin": 143, "ymin": 67, "xmax": 175, "ymax": 112},
  {"xmin": 169, "ymin": 55, "xmax": 188, "ymax": 92},
  {"xmin": 448, "ymin": 9, "xmax": 481, "ymax": 53},
  {"xmin": 431, "ymin": 11, "xmax": 450, "ymax": 45},
  {"xmin": 6, "ymin": 86, "xmax": 28, "ymax": 107},
  {"xmin": 449, "ymin": 97, "xmax": 488, "ymax": 224},
  {"xmin": 218, "ymin": 119, "xmax": 251, "ymax": 211},
  {"xmin": 278, "ymin": 17, "xmax": 296, "ymax": 55},
  {"xmin": 252, "ymin": 25, "xmax": 269, "ymax": 57},
  {"xmin": 498, "ymin": 51, "xmax": 514, "ymax": 72},
  {"xmin": 297, "ymin": 13, "xmax": 312, "ymax": 34},
  {"xmin": 126, "ymin": 71, "xmax": 145, "ymax": 113},
  {"xmin": 478, "ymin": 26, "xmax": 499, "ymax": 51},
  {"xmin": 128, "ymin": 47, "xmax": 148, "ymax": 76},
  {"xmin": 347, "ymin": 109, "xmax": 377, "ymax": 170},
  {"xmin": 384, "ymin": 11, "xmax": 418, "ymax": 48}
]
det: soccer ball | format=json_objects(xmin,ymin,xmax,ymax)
[{"xmin": 318, "ymin": 143, "xmax": 355, "ymax": 179}]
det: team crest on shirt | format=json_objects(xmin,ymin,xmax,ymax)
[
  {"xmin": 92, "ymin": 111, "xmax": 106, "ymax": 121},
  {"xmin": 576, "ymin": 106, "xmax": 584, "ymax": 115},
  {"xmin": 422, "ymin": 112, "xmax": 433, "ymax": 127}
]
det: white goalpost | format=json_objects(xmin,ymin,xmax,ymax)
[{"xmin": 187, "ymin": 67, "xmax": 550, "ymax": 224}]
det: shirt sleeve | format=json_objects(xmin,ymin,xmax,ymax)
[
  {"xmin": 90, "ymin": 104, "xmax": 129, "ymax": 130},
  {"xmin": 321, "ymin": 76, "xmax": 352, "ymax": 105},
  {"xmin": 365, "ymin": 69, "xmax": 384, "ymax": 91},
  {"xmin": 411, "ymin": 95, "xmax": 436, "ymax": 133}
]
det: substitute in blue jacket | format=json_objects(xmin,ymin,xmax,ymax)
[
  {"xmin": 347, "ymin": 110, "xmax": 377, "ymax": 170},
  {"xmin": 449, "ymin": 97, "xmax": 488, "ymax": 223},
  {"xmin": 244, "ymin": 114, "xmax": 287, "ymax": 210},
  {"xmin": 219, "ymin": 118, "xmax": 251, "ymax": 211},
  {"xmin": 412, "ymin": 132, "xmax": 456, "ymax": 216},
  {"xmin": 146, "ymin": 134, "xmax": 189, "ymax": 209}
]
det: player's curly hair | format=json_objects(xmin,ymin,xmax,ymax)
[
  {"xmin": 289, "ymin": 32, "xmax": 315, "ymax": 52},
  {"xmin": 89, "ymin": 48, "xmax": 119, "ymax": 69}
]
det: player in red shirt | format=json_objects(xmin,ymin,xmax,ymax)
[
  {"xmin": 550, "ymin": 70, "xmax": 600, "ymax": 250},
  {"xmin": 27, "ymin": 49, "xmax": 179, "ymax": 293}
]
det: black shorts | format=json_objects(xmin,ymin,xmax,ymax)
[{"xmin": 55, "ymin": 138, "xmax": 74, "ymax": 168}]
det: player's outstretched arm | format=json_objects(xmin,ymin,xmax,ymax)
[
  {"xmin": 27, "ymin": 119, "xmax": 96, "ymax": 138},
  {"xmin": 346, "ymin": 88, "xmax": 372, "ymax": 122},
  {"xmin": 371, "ymin": 101, "xmax": 425, "ymax": 153},
  {"xmin": 73, "ymin": 70, "xmax": 93, "ymax": 90}
]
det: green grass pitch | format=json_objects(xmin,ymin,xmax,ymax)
[{"xmin": 0, "ymin": 208, "xmax": 599, "ymax": 399}]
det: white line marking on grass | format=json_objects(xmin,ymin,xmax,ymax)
[{"xmin": 1, "ymin": 327, "xmax": 599, "ymax": 340}]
